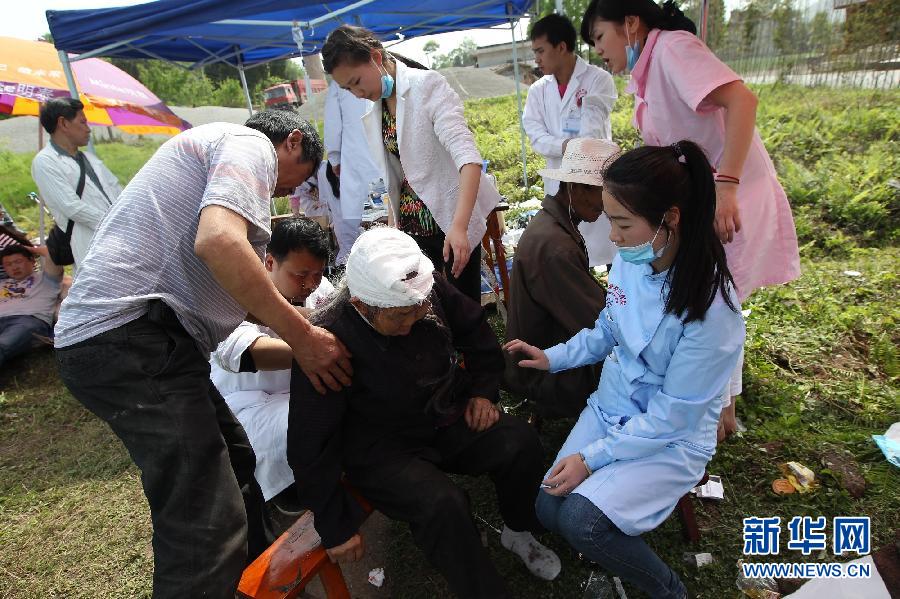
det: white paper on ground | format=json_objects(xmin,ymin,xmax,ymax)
[
  {"xmin": 692, "ymin": 475, "xmax": 725, "ymax": 500},
  {"xmin": 784, "ymin": 556, "xmax": 890, "ymax": 599},
  {"xmin": 367, "ymin": 567, "xmax": 385, "ymax": 588}
]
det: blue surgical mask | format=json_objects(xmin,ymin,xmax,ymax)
[
  {"xmin": 625, "ymin": 29, "xmax": 641, "ymax": 71},
  {"xmin": 617, "ymin": 218, "xmax": 668, "ymax": 265},
  {"xmin": 372, "ymin": 59, "xmax": 394, "ymax": 99}
]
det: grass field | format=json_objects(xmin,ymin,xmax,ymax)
[{"xmin": 1, "ymin": 82, "xmax": 897, "ymax": 597}]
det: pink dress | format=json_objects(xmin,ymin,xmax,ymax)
[{"xmin": 626, "ymin": 29, "xmax": 800, "ymax": 302}]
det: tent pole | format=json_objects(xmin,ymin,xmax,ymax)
[
  {"xmin": 700, "ymin": 0, "xmax": 709, "ymax": 43},
  {"xmin": 303, "ymin": 69, "xmax": 313, "ymax": 105},
  {"xmin": 236, "ymin": 52, "xmax": 254, "ymax": 116},
  {"xmin": 58, "ymin": 49, "xmax": 95, "ymax": 153},
  {"xmin": 508, "ymin": 10, "xmax": 528, "ymax": 190},
  {"xmin": 555, "ymin": 0, "xmax": 563, "ymax": 14}
]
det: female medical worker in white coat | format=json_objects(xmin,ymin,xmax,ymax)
[
  {"xmin": 505, "ymin": 141, "xmax": 745, "ymax": 598},
  {"xmin": 322, "ymin": 24, "xmax": 501, "ymax": 302},
  {"xmin": 324, "ymin": 79, "xmax": 381, "ymax": 265},
  {"xmin": 523, "ymin": 13, "xmax": 619, "ymax": 268}
]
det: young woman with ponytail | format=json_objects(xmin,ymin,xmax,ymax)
[
  {"xmin": 505, "ymin": 141, "xmax": 745, "ymax": 598},
  {"xmin": 581, "ymin": 0, "xmax": 800, "ymax": 439}
]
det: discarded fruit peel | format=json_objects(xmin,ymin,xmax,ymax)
[{"xmin": 778, "ymin": 462, "xmax": 818, "ymax": 493}]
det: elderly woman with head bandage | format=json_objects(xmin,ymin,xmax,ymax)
[{"xmin": 286, "ymin": 227, "xmax": 560, "ymax": 598}]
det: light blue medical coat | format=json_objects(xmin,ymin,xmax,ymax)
[{"xmin": 545, "ymin": 255, "xmax": 745, "ymax": 535}]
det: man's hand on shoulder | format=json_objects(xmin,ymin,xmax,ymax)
[{"xmin": 288, "ymin": 325, "xmax": 353, "ymax": 394}]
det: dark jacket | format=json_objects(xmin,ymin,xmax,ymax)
[
  {"xmin": 287, "ymin": 274, "xmax": 504, "ymax": 548},
  {"xmin": 503, "ymin": 196, "xmax": 606, "ymax": 418}
]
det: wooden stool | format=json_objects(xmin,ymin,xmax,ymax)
[
  {"xmin": 239, "ymin": 487, "xmax": 371, "ymax": 599},
  {"xmin": 481, "ymin": 203, "xmax": 510, "ymax": 307},
  {"xmin": 676, "ymin": 472, "xmax": 709, "ymax": 544}
]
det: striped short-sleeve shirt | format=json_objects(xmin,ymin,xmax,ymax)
[{"xmin": 54, "ymin": 123, "xmax": 277, "ymax": 354}]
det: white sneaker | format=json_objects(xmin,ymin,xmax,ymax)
[{"xmin": 500, "ymin": 525, "xmax": 561, "ymax": 581}]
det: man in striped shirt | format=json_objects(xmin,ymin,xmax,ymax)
[{"xmin": 54, "ymin": 110, "xmax": 352, "ymax": 598}]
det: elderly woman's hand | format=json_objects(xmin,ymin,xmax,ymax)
[{"xmin": 465, "ymin": 397, "xmax": 500, "ymax": 432}]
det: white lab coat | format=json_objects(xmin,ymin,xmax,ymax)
[
  {"xmin": 324, "ymin": 80, "xmax": 380, "ymax": 221},
  {"xmin": 523, "ymin": 56, "xmax": 618, "ymax": 266},
  {"xmin": 209, "ymin": 279, "xmax": 334, "ymax": 500},
  {"xmin": 361, "ymin": 60, "xmax": 501, "ymax": 252}
]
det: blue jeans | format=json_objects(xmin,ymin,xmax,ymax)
[
  {"xmin": 536, "ymin": 490, "xmax": 687, "ymax": 599},
  {"xmin": 0, "ymin": 315, "xmax": 51, "ymax": 367}
]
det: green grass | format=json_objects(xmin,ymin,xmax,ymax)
[{"xmin": 1, "ymin": 85, "xmax": 898, "ymax": 597}]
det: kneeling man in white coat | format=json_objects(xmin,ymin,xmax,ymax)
[{"xmin": 211, "ymin": 217, "xmax": 335, "ymax": 506}]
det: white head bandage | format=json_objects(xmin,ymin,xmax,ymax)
[{"xmin": 346, "ymin": 227, "xmax": 435, "ymax": 308}]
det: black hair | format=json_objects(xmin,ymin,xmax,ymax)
[
  {"xmin": 244, "ymin": 110, "xmax": 324, "ymax": 168},
  {"xmin": 39, "ymin": 97, "xmax": 84, "ymax": 135},
  {"xmin": 580, "ymin": 0, "xmax": 696, "ymax": 45},
  {"xmin": 324, "ymin": 162, "xmax": 340, "ymax": 198},
  {"xmin": 0, "ymin": 245, "xmax": 34, "ymax": 263},
  {"xmin": 322, "ymin": 24, "xmax": 428, "ymax": 73},
  {"xmin": 531, "ymin": 13, "xmax": 578, "ymax": 53},
  {"xmin": 602, "ymin": 140, "xmax": 737, "ymax": 323},
  {"xmin": 267, "ymin": 216, "xmax": 330, "ymax": 263}
]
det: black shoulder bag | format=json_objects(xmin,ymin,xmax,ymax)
[{"xmin": 46, "ymin": 152, "xmax": 87, "ymax": 266}]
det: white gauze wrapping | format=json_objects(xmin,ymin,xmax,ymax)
[{"xmin": 346, "ymin": 227, "xmax": 435, "ymax": 308}]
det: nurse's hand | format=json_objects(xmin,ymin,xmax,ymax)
[
  {"xmin": 714, "ymin": 183, "xmax": 742, "ymax": 244},
  {"xmin": 542, "ymin": 454, "xmax": 591, "ymax": 496},
  {"xmin": 503, "ymin": 339, "xmax": 550, "ymax": 371},
  {"xmin": 443, "ymin": 225, "xmax": 471, "ymax": 278}
]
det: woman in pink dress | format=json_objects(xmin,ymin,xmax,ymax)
[{"xmin": 581, "ymin": 0, "xmax": 800, "ymax": 439}]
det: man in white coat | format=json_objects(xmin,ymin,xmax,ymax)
[
  {"xmin": 31, "ymin": 98, "xmax": 122, "ymax": 269},
  {"xmin": 210, "ymin": 217, "xmax": 334, "ymax": 505},
  {"xmin": 523, "ymin": 13, "xmax": 618, "ymax": 268},
  {"xmin": 323, "ymin": 79, "xmax": 381, "ymax": 265}
]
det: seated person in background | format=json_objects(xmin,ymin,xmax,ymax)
[
  {"xmin": 1, "ymin": 245, "xmax": 62, "ymax": 367},
  {"xmin": 288, "ymin": 227, "xmax": 560, "ymax": 598},
  {"xmin": 504, "ymin": 138, "xmax": 620, "ymax": 420},
  {"xmin": 0, "ymin": 224, "xmax": 35, "ymax": 280},
  {"xmin": 506, "ymin": 141, "xmax": 745, "ymax": 599},
  {"xmin": 210, "ymin": 217, "xmax": 334, "ymax": 509}
]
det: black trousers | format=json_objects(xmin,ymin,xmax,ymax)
[
  {"xmin": 412, "ymin": 233, "xmax": 483, "ymax": 303},
  {"xmin": 56, "ymin": 301, "xmax": 267, "ymax": 599},
  {"xmin": 345, "ymin": 413, "xmax": 544, "ymax": 599}
]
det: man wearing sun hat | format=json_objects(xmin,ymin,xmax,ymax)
[{"xmin": 503, "ymin": 138, "xmax": 621, "ymax": 420}]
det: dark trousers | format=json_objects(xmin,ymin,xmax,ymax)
[
  {"xmin": 346, "ymin": 413, "xmax": 544, "ymax": 599},
  {"xmin": 412, "ymin": 233, "xmax": 483, "ymax": 303},
  {"xmin": 56, "ymin": 301, "xmax": 267, "ymax": 599}
]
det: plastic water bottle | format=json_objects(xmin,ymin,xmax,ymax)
[
  {"xmin": 372, "ymin": 178, "xmax": 389, "ymax": 208},
  {"xmin": 582, "ymin": 571, "xmax": 615, "ymax": 599}
]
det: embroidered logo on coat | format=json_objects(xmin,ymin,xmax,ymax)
[{"xmin": 606, "ymin": 283, "xmax": 627, "ymax": 307}]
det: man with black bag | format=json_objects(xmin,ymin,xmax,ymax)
[{"xmin": 31, "ymin": 98, "xmax": 122, "ymax": 268}]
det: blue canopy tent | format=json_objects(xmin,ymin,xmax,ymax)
[{"xmin": 47, "ymin": 0, "xmax": 534, "ymax": 184}]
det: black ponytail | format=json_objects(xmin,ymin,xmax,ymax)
[
  {"xmin": 580, "ymin": 0, "xmax": 696, "ymax": 45},
  {"xmin": 602, "ymin": 140, "xmax": 737, "ymax": 323},
  {"xmin": 322, "ymin": 25, "xmax": 430, "ymax": 73}
]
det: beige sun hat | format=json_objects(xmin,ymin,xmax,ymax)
[{"xmin": 538, "ymin": 138, "xmax": 621, "ymax": 187}]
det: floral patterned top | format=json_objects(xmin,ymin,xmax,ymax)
[{"xmin": 382, "ymin": 101, "xmax": 440, "ymax": 237}]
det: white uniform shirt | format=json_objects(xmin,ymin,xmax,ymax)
[
  {"xmin": 209, "ymin": 278, "xmax": 334, "ymax": 500},
  {"xmin": 31, "ymin": 142, "xmax": 123, "ymax": 268},
  {"xmin": 523, "ymin": 56, "xmax": 618, "ymax": 266},
  {"xmin": 324, "ymin": 80, "xmax": 381, "ymax": 221}
]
